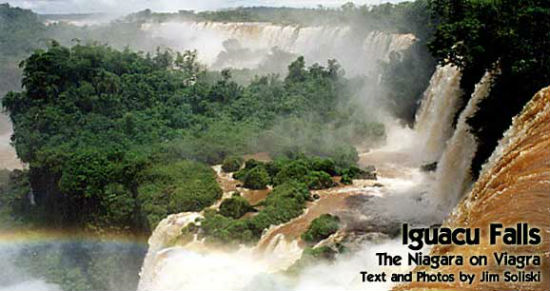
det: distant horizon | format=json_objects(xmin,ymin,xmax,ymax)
[{"xmin": 4, "ymin": 0, "xmax": 406, "ymax": 15}]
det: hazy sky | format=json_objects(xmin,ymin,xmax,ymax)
[{"xmin": 5, "ymin": 0, "xmax": 405, "ymax": 14}]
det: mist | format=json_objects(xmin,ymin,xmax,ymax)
[
  {"xmin": 6, "ymin": 1, "xmax": 407, "ymax": 15},
  {"xmin": 0, "ymin": 246, "xmax": 61, "ymax": 291},
  {"xmin": 0, "ymin": 241, "xmax": 146, "ymax": 291},
  {"xmin": 1, "ymin": 2, "xmax": 439, "ymax": 291}
]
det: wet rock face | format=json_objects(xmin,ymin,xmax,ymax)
[
  {"xmin": 337, "ymin": 209, "xmax": 401, "ymax": 238},
  {"xmin": 420, "ymin": 162, "xmax": 437, "ymax": 172},
  {"xmin": 395, "ymin": 87, "xmax": 550, "ymax": 291},
  {"xmin": 358, "ymin": 165, "xmax": 378, "ymax": 180}
]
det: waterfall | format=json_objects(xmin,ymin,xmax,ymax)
[
  {"xmin": 137, "ymin": 167, "xmax": 303, "ymax": 291},
  {"xmin": 141, "ymin": 21, "xmax": 416, "ymax": 75},
  {"xmin": 413, "ymin": 64, "xmax": 463, "ymax": 163},
  {"xmin": 137, "ymin": 213, "xmax": 303, "ymax": 291},
  {"xmin": 138, "ymin": 212, "xmax": 203, "ymax": 291},
  {"xmin": 0, "ymin": 114, "xmax": 23, "ymax": 170},
  {"xmin": 397, "ymin": 86, "xmax": 550, "ymax": 291},
  {"xmin": 432, "ymin": 70, "xmax": 495, "ymax": 211}
]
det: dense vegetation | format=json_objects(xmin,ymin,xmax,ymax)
[
  {"xmin": 198, "ymin": 181, "xmax": 311, "ymax": 245},
  {"xmin": 0, "ymin": 169, "xmax": 31, "ymax": 228},
  {"xmin": 221, "ymin": 155, "xmax": 243, "ymax": 172},
  {"xmin": 0, "ymin": 4, "xmax": 45, "ymax": 58},
  {"xmin": 1, "ymin": 42, "xmax": 384, "ymax": 233},
  {"xmin": 233, "ymin": 156, "xmax": 366, "ymax": 191},
  {"xmin": 138, "ymin": 160, "xmax": 222, "ymax": 229},
  {"xmin": 124, "ymin": 3, "xmax": 437, "ymax": 123},
  {"xmin": 218, "ymin": 194, "xmax": 254, "ymax": 219},
  {"xmin": 301, "ymin": 214, "xmax": 340, "ymax": 244},
  {"xmin": 428, "ymin": 0, "xmax": 550, "ymax": 176},
  {"xmin": 0, "ymin": 5, "xmax": 414, "ymax": 290},
  {"xmin": 194, "ymin": 155, "xmax": 363, "ymax": 245}
]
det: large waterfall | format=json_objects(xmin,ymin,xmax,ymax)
[
  {"xmin": 431, "ymin": 70, "xmax": 496, "ymax": 211},
  {"xmin": 136, "ymin": 20, "xmax": 545, "ymax": 291},
  {"xmin": 397, "ymin": 86, "xmax": 550, "ymax": 291},
  {"xmin": 357, "ymin": 64, "xmax": 463, "ymax": 168},
  {"xmin": 137, "ymin": 170, "xmax": 304, "ymax": 291},
  {"xmin": 141, "ymin": 21, "xmax": 416, "ymax": 75},
  {"xmin": 413, "ymin": 64, "xmax": 463, "ymax": 163}
]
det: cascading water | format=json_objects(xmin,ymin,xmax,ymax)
[
  {"xmin": 137, "ymin": 167, "xmax": 437, "ymax": 291},
  {"xmin": 0, "ymin": 114, "xmax": 23, "ymax": 170},
  {"xmin": 413, "ymin": 64, "xmax": 463, "ymax": 163},
  {"xmin": 137, "ymin": 170, "xmax": 304, "ymax": 291},
  {"xmin": 141, "ymin": 21, "xmax": 416, "ymax": 75},
  {"xmin": 358, "ymin": 64, "xmax": 463, "ymax": 170},
  {"xmin": 137, "ymin": 64, "xmax": 519, "ymax": 291},
  {"xmin": 396, "ymin": 86, "xmax": 550, "ymax": 291},
  {"xmin": 431, "ymin": 69, "xmax": 496, "ymax": 211},
  {"xmin": 136, "ymin": 21, "xmax": 493, "ymax": 291}
]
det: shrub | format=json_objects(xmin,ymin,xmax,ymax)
[
  {"xmin": 309, "ymin": 157, "xmax": 337, "ymax": 175},
  {"xmin": 339, "ymin": 165, "xmax": 375, "ymax": 179},
  {"xmin": 272, "ymin": 160, "xmax": 309, "ymax": 186},
  {"xmin": 302, "ymin": 246, "xmax": 337, "ymax": 260},
  {"xmin": 324, "ymin": 144, "xmax": 359, "ymax": 168},
  {"xmin": 301, "ymin": 214, "xmax": 340, "ymax": 243},
  {"xmin": 286, "ymin": 246, "xmax": 337, "ymax": 275},
  {"xmin": 199, "ymin": 181, "xmax": 311, "ymax": 245},
  {"xmin": 340, "ymin": 174, "xmax": 352, "ymax": 185},
  {"xmin": 272, "ymin": 158, "xmax": 336, "ymax": 189},
  {"xmin": 242, "ymin": 166, "xmax": 269, "ymax": 189},
  {"xmin": 233, "ymin": 159, "xmax": 266, "ymax": 180},
  {"xmin": 253, "ymin": 180, "xmax": 311, "ymax": 227},
  {"xmin": 138, "ymin": 160, "xmax": 222, "ymax": 230},
  {"xmin": 219, "ymin": 196, "xmax": 254, "ymax": 219},
  {"xmin": 244, "ymin": 159, "xmax": 263, "ymax": 170},
  {"xmin": 305, "ymin": 171, "xmax": 334, "ymax": 190},
  {"xmin": 221, "ymin": 156, "xmax": 243, "ymax": 172},
  {"xmin": 265, "ymin": 158, "xmax": 290, "ymax": 178}
]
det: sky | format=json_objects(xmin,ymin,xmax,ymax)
[{"xmin": 4, "ymin": 0, "xmax": 405, "ymax": 14}]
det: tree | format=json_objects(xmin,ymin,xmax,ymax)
[
  {"xmin": 243, "ymin": 166, "xmax": 270, "ymax": 189},
  {"xmin": 219, "ymin": 196, "xmax": 254, "ymax": 219},
  {"xmin": 301, "ymin": 214, "xmax": 340, "ymax": 243}
]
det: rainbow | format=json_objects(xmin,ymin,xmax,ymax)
[{"xmin": 0, "ymin": 229, "xmax": 149, "ymax": 247}]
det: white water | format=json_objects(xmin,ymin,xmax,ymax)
[
  {"xmin": 138, "ymin": 161, "xmax": 441, "ymax": 291},
  {"xmin": 142, "ymin": 21, "xmax": 416, "ymax": 75},
  {"xmin": 0, "ymin": 246, "xmax": 61, "ymax": 291},
  {"xmin": 0, "ymin": 114, "xmax": 24, "ymax": 170},
  {"xmin": 432, "ymin": 70, "xmax": 495, "ymax": 211},
  {"xmin": 137, "ymin": 211, "xmax": 303, "ymax": 290},
  {"xmin": 363, "ymin": 64, "xmax": 463, "ymax": 167},
  {"xmin": 138, "ymin": 212, "xmax": 204, "ymax": 291},
  {"xmin": 413, "ymin": 64, "xmax": 463, "ymax": 163},
  {"xmin": 136, "ymin": 63, "xmax": 472, "ymax": 290},
  {"xmin": 137, "ymin": 23, "xmax": 473, "ymax": 291}
]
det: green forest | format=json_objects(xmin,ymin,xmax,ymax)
[{"xmin": 2, "ymin": 43, "xmax": 383, "ymax": 232}]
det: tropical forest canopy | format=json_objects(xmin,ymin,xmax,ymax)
[{"xmin": 2, "ymin": 42, "xmax": 384, "ymax": 232}]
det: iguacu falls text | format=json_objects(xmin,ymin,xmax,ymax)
[{"xmin": 402, "ymin": 223, "xmax": 542, "ymax": 250}]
